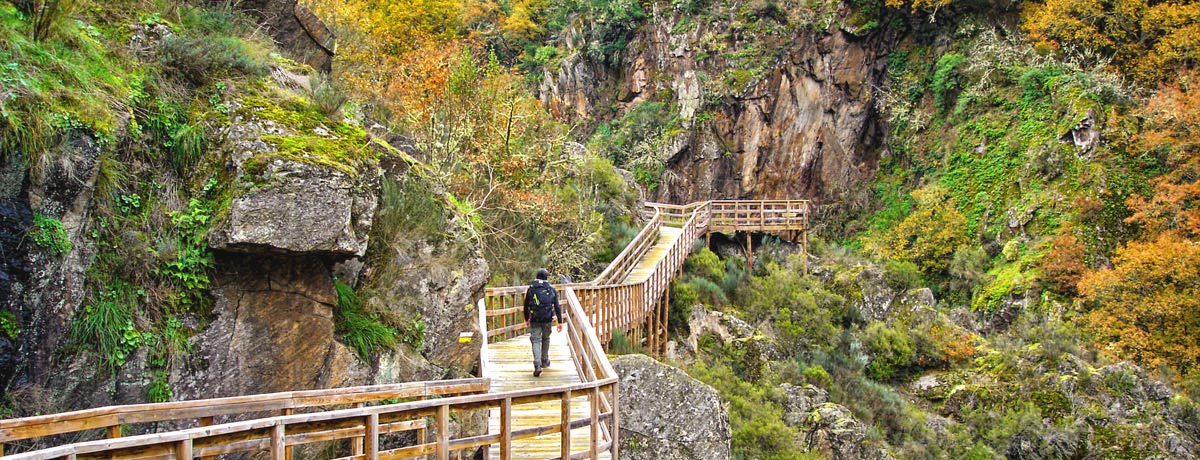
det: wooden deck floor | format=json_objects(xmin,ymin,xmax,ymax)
[
  {"xmin": 486, "ymin": 329, "xmax": 611, "ymax": 460},
  {"xmin": 623, "ymin": 226, "xmax": 683, "ymax": 284}
]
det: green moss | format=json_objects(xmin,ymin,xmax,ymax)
[
  {"xmin": 239, "ymin": 94, "xmax": 375, "ymax": 176},
  {"xmin": 31, "ymin": 214, "xmax": 72, "ymax": 254}
]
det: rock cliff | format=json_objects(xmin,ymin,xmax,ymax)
[{"xmin": 540, "ymin": 3, "xmax": 891, "ymax": 207}]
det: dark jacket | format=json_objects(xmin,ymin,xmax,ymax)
[{"xmin": 523, "ymin": 279, "xmax": 562, "ymax": 323}]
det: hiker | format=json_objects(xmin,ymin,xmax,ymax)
[{"xmin": 524, "ymin": 268, "xmax": 563, "ymax": 377}]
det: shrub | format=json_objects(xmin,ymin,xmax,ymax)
[
  {"xmin": 669, "ymin": 281, "xmax": 698, "ymax": 334},
  {"xmin": 864, "ymin": 322, "xmax": 915, "ymax": 382},
  {"xmin": 932, "ymin": 53, "xmax": 966, "ymax": 109},
  {"xmin": 684, "ymin": 247, "xmax": 724, "ymax": 282},
  {"xmin": 883, "ymin": 259, "xmax": 923, "ymax": 291},
  {"xmin": 159, "ymin": 34, "xmax": 270, "ymax": 85}
]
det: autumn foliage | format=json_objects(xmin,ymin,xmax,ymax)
[
  {"xmin": 1022, "ymin": 0, "xmax": 1200, "ymax": 83},
  {"xmin": 1078, "ymin": 234, "xmax": 1200, "ymax": 377}
]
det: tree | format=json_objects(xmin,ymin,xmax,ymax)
[
  {"xmin": 1127, "ymin": 71, "xmax": 1200, "ymax": 238},
  {"xmin": 866, "ymin": 185, "xmax": 971, "ymax": 278},
  {"xmin": 1078, "ymin": 233, "xmax": 1200, "ymax": 377},
  {"xmin": 1022, "ymin": 0, "xmax": 1200, "ymax": 84}
]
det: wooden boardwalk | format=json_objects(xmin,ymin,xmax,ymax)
[
  {"xmin": 1, "ymin": 200, "xmax": 810, "ymax": 460},
  {"xmin": 486, "ymin": 330, "xmax": 611, "ymax": 460},
  {"xmin": 623, "ymin": 226, "xmax": 682, "ymax": 284}
]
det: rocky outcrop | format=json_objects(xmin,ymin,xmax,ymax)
[
  {"xmin": 226, "ymin": 0, "xmax": 335, "ymax": 72},
  {"xmin": 613, "ymin": 354, "xmax": 731, "ymax": 460},
  {"xmin": 4, "ymin": 131, "xmax": 103, "ymax": 394},
  {"xmin": 540, "ymin": 4, "xmax": 890, "ymax": 206},
  {"xmin": 779, "ymin": 383, "xmax": 893, "ymax": 460},
  {"xmin": 208, "ymin": 159, "xmax": 377, "ymax": 257}
]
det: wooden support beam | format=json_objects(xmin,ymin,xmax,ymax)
[
  {"xmin": 437, "ymin": 405, "xmax": 449, "ymax": 460},
  {"xmin": 107, "ymin": 425, "xmax": 122, "ymax": 439},
  {"xmin": 500, "ymin": 398, "xmax": 512, "ymax": 460},
  {"xmin": 560, "ymin": 390, "xmax": 572, "ymax": 460}
]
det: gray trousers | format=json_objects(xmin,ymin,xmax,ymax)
[{"xmin": 529, "ymin": 322, "xmax": 552, "ymax": 369}]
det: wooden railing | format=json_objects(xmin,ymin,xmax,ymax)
[{"xmin": 0, "ymin": 379, "xmax": 490, "ymax": 458}]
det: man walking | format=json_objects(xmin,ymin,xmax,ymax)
[{"xmin": 524, "ymin": 268, "xmax": 563, "ymax": 377}]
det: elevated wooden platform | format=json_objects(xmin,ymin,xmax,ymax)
[
  {"xmin": 486, "ymin": 330, "xmax": 611, "ymax": 460},
  {"xmin": 623, "ymin": 226, "xmax": 682, "ymax": 284}
]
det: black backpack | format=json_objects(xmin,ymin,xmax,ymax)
[{"xmin": 527, "ymin": 282, "xmax": 557, "ymax": 323}]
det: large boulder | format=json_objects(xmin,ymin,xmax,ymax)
[
  {"xmin": 208, "ymin": 158, "xmax": 377, "ymax": 257},
  {"xmin": 612, "ymin": 354, "xmax": 731, "ymax": 460}
]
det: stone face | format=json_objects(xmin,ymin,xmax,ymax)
[
  {"xmin": 177, "ymin": 254, "xmax": 371, "ymax": 399},
  {"xmin": 209, "ymin": 159, "xmax": 377, "ymax": 257},
  {"xmin": 360, "ymin": 227, "xmax": 488, "ymax": 375},
  {"xmin": 613, "ymin": 354, "xmax": 731, "ymax": 460},
  {"xmin": 539, "ymin": 11, "xmax": 887, "ymax": 208},
  {"xmin": 227, "ymin": 0, "xmax": 335, "ymax": 72}
]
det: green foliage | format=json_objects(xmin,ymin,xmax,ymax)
[
  {"xmin": 864, "ymin": 322, "xmax": 916, "ymax": 382},
  {"xmin": 0, "ymin": 311, "xmax": 19, "ymax": 340},
  {"xmin": 158, "ymin": 31, "xmax": 270, "ymax": 85},
  {"xmin": 864, "ymin": 185, "xmax": 970, "ymax": 280},
  {"xmin": 69, "ymin": 282, "xmax": 140, "ymax": 372},
  {"xmin": 146, "ymin": 370, "xmax": 173, "ymax": 403},
  {"xmin": 157, "ymin": 198, "xmax": 215, "ymax": 311},
  {"xmin": 334, "ymin": 280, "xmax": 400, "ymax": 361},
  {"xmin": 744, "ymin": 256, "xmax": 846, "ymax": 353},
  {"xmin": 685, "ymin": 248, "xmax": 725, "ymax": 283},
  {"xmin": 371, "ymin": 175, "xmax": 448, "ymax": 255},
  {"xmin": 932, "ymin": 53, "xmax": 966, "ymax": 109},
  {"xmin": 882, "ymin": 259, "xmax": 922, "ymax": 291},
  {"xmin": 30, "ymin": 214, "xmax": 71, "ymax": 254},
  {"xmin": 669, "ymin": 281, "xmax": 697, "ymax": 334},
  {"xmin": 689, "ymin": 361, "xmax": 816, "ymax": 460},
  {"xmin": 609, "ymin": 329, "xmax": 645, "ymax": 355}
]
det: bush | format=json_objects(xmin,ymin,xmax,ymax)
[
  {"xmin": 684, "ymin": 248, "xmax": 724, "ymax": 282},
  {"xmin": 932, "ymin": 53, "xmax": 966, "ymax": 109},
  {"xmin": 883, "ymin": 259, "xmax": 922, "ymax": 290},
  {"xmin": 864, "ymin": 322, "xmax": 915, "ymax": 382}
]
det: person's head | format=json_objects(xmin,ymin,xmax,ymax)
[{"xmin": 536, "ymin": 268, "xmax": 549, "ymax": 280}]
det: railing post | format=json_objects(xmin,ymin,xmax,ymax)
[
  {"xmin": 501, "ymin": 398, "xmax": 512, "ymax": 460},
  {"xmin": 280, "ymin": 408, "xmax": 294, "ymax": 460},
  {"xmin": 351, "ymin": 402, "xmax": 365, "ymax": 457},
  {"xmin": 611, "ymin": 384, "xmax": 620, "ymax": 460},
  {"xmin": 270, "ymin": 424, "xmax": 285, "ymax": 460},
  {"xmin": 437, "ymin": 404, "xmax": 450, "ymax": 460},
  {"xmin": 589, "ymin": 387, "xmax": 600, "ymax": 460},
  {"xmin": 365, "ymin": 413, "xmax": 379, "ymax": 460},
  {"xmin": 561, "ymin": 390, "xmax": 572, "ymax": 460},
  {"xmin": 176, "ymin": 439, "xmax": 193, "ymax": 460},
  {"xmin": 107, "ymin": 425, "xmax": 121, "ymax": 439}
]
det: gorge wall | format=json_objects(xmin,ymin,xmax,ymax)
[{"xmin": 539, "ymin": 3, "xmax": 895, "ymax": 209}]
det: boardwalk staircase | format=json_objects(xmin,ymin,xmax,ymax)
[{"xmin": 1, "ymin": 201, "xmax": 809, "ymax": 460}]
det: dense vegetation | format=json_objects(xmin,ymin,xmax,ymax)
[{"xmin": 4, "ymin": 0, "xmax": 1200, "ymax": 455}]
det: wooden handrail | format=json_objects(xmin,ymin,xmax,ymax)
[{"xmin": 0, "ymin": 379, "xmax": 489, "ymax": 447}]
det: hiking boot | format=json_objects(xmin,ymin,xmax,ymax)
[
  {"xmin": 542, "ymin": 360, "xmax": 551, "ymax": 369},
  {"xmin": 533, "ymin": 368, "xmax": 542, "ymax": 377}
]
